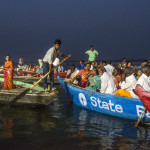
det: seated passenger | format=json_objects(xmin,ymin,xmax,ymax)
[
  {"xmin": 116, "ymin": 63, "xmax": 123, "ymax": 75},
  {"xmin": 104, "ymin": 61, "xmax": 114, "ymax": 75},
  {"xmin": 127, "ymin": 61, "xmax": 132, "ymax": 68},
  {"xmin": 72, "ymin": 63, "xmax": 92, "ymax": 88},
  {"xmin": 135, "ymin": 69, "xmax": 142, "ymax": 80},
  {"xmin": 78, "ymin": 60, "xmax": 85, "ymax": 70},
  {"xmin": 65, "ymin": 64, "xmax": 79, "ymax": 83},
  {"xmin": 90, "ymin": 62, "xmax": 95, "ymax": 70},
  {"xmin": 115, "ymin": 67, "xmax": 137, "ymax": 98},
  {"xmin": 99, "ymin": 67, "xmax": 117, "ymax": 94},
  {"xmin": 86, "ymin": 68, "xmax": 101, "ymax": 91},
  {"xmin": 136, "ymin": 65, "xmax": 150, "ymax": 92},
  {"xmin": 112, "ymin": 68, "xmax": 121, "ymax": 89},
  {"xmin": 94, "ymin": 62, "xmax": 98, "ymax": 68}
]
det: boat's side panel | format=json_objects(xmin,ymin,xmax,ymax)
[
  {"xmin": 57, "ymin": 77, "xmax": 150, "ymax": 121},
  {"xmin": 67, "ymin": 85, "xmax": 150, "ymax": 121},
  {"xmin": 0, "ymin": 91, "xmax": 55, "ymax": 106},
  {"xmin": 57, "ymin": 76, "xmax": 68, "ymax": 94}
]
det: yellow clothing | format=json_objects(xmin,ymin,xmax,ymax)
[{"xmin": 115, "ymin": 89, "xmax": 132, "ymax": 97}]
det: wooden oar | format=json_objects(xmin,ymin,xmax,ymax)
[
  {"xmin": 8, "ymin": 54, "xmax": 72, "ymax": 106},
  {"xmin": 135, "ymin": 107, "xmax": 146, "ymax": 127}
]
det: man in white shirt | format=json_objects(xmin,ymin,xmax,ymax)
[
  {"xmin": 43, "ymin": 39, "xmax": 67, "ymax": 93},
  {"xmin": 104, "ymin": 61, "xmax": 114, "ymax": 75},
  {"xmin": 65, "ymin": 64, "xmax": 79, "ymax": 83},
  {"xmin": 99, "ymin": 67, "xmax": 117, "ymax": 94},
  {"xmin": 115, "ymin": 67, "xmax": 138, "ymax": 98},
  {"xmin": 136, "ymin": 65, "xmax": 150, "ymax": 92}
]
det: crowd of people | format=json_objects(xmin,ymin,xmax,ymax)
[
  {"xmin": 0, "ymin": 39, "xmax": 150, "ymax": 98},
  {"xmin": 65, "ymin": 58, "xmax": 150, "ymax": 98}
]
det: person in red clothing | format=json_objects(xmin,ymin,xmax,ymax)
[{"xmin": 4, "ymin": 55, "xmax": 14, "ymax": 90}]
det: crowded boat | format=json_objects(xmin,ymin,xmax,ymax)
[{"xmin": 65, "ymin": 59, "xmax": 150, "ymax": 98}]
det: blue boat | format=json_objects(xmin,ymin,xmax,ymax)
[{"xmin": 57, "ymin": 76, "xmax": 150, "ymax": 121}]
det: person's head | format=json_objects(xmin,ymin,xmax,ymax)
[
  {"xmin": 94, "ymin": 62, "xmax": 98, "ymax": 67},
  {"xmin": 136, "ymin": 69, "xmax": 142, "ymax": 77},
  {"xmin": 70, "ymin": 64, "xmax": 75, "ymax": 72},
  {"xmin": 90, "ymin": 45, "xmax": 94, "ymax": 51},
  {"xmin": 117, "ymin": 63, "xmax": 122, "ymax": 69},
  {"xmin": 54, "ymin": 39, "xmax": 61, "ymax": 50},
  {"xmin": 85, "ymin": 63, "xmax": 91, "ymax": 70},
  {"xmin": 92, "ymin": 67, "xmax": 99, "ymax": 76},
  {"xmin": 6, "ymin": 55, "xmax": 10, "ymax": 61},
  {"xmin": 127, "ymin": 61, "xmax": 132, "ymax": 67},
  {"xmin": 142, "ymin": 65, "xmax": 150, "ymax": 77},
  {"xmin": 98, "ymin": 67, "xmax": 106, "ymax": 75},
  {"xmin": 102, "ymin": 61, "xmax": 106, "ymax": 66},
  {"xmin": 143, "ymin": 60, "xmax": 148, "ymax": 65},
  {"xmin": 80, "ymin": 60, "xmax": 83, "ymax": 65},
  {"xmin": 112, "ymin": 68, "xmax": 118, "ymax": 77},
  {"xmin": 123, "ymin": 58, "xmax": 127, "ymax": 62},
  {"xmin": 124, "ymin": 67, "xmax": 133, "ymax": 77}
]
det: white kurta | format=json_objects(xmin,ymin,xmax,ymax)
[
  {"xmin": 104, "ymin": 64, "xmax": 114, "ymax": 75},
  {"xmin": 120, "ymin": 74, "xmax": 137, "ymax": 98},
  {"xmin": 100, "ymin": 72, "xmax": 117, "ymax": 94},
  {"xmin": 136, "ymin": 73, "xmax": 150, "ymax": 92},
  {"xmin": 65, "ymin": 69, "xmax": 79, "ymax": 82}
]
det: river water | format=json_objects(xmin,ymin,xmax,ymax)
[{"xmin": 0, "ymin": 85, "xmax": 150, "ymax": 150}]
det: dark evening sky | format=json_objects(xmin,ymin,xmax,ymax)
[{"xmin": 0, "ymin": 0, "xmax": 150, "ymax": 63}]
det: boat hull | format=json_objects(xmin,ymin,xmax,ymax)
[
  {"xmin": 0, "ymin": 89, "xmax": 56, "ymax": 106},
  {"xmin": 57, "ymin": 76, "xmax": 150, "ymax": 121}
]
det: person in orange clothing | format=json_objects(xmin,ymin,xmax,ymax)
[{"xmin": 4, "ymin": 55, "xmax": 14, "ymax": 90}]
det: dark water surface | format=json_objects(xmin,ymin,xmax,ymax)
[{"xmin": 0, "ymin": 86, "xmax": 150, "ymax": 150}]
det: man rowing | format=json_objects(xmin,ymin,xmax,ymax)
[{"xmin": 43, "ymin": 39, "xmax": 67, "ymax": 93}]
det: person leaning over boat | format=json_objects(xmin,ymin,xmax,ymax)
[
  {"xmin": 3, "ymin": 55, "xmax": 14, "ymax": 90},
  {"xmin": 43, "ymin": 39, "xmax": 67, "ymax": 93},
  {"xmin": 136, "ymin": 65, "xmax": 150, "ymax": 92},
  {"xmin": 115, "ymin": 67, "xmax": 138, "ymax": 98},
  {"xmin": 98, "ymin": 67, "xmax": 117, "ymax": 94},
  {"xmin": 65, "ymin": 64, "xmax": 79, "ymax": 83},
  {"xmin": 86, "ymin": 67, "xmax": 101, "ymax": 91},
  {"xmin": 85, "ymin": 45, "xmax": 99, "ymax": 62}
]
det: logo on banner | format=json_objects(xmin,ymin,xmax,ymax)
[{"xmin": 78, "ymin": 93, "xmax": 87, "ymax": 106}]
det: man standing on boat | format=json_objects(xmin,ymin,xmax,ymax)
[
  {"xmin": 43, "ymin": 39, "xmax": 67, "ymax": 93},
  {"xmin": 85, "ymin": 45, "xmax": 99, "ymax": 62}
]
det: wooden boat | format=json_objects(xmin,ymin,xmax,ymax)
[
  {"xmin": 57, "ymin": 76, "xmax": 150, "ymax": 121},
  {"xmin": 0, "ymin": 88, "xmax": 56, "ymax": 106},
  {"xmin": 0, "ymin": 75, "xmax": 60, "ymax": 84},
  {"xmin": 0, "ymin": 77, "xmax": 57, "ymax": 106}
]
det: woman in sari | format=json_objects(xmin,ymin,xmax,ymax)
[
  {"xmin": 72, "ymin": 63, "xmax": 92, "ymax": 88},
  {"xmin": 4, "ymin": 55, "xmax": 14, "ymax": 90},
  {"xmin": 86, "ymin": 68, "xmax": 101, "ymax": 91}
]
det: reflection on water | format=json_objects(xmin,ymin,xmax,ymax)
[{"xmin": 0, "ymin": 86, "xmax": 150, "ymax": 149}]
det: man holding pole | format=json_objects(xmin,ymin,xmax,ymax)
[{"xmin": 43, "ymin": 39, "xmax": 67, "ymax": 93}]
